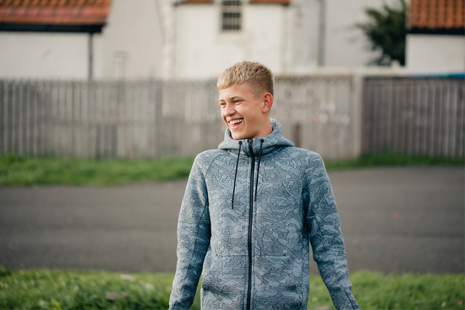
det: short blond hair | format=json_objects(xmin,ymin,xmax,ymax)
[{"xmin": 217, "ymin": 61, "xmax": 274, "ymax": 97}]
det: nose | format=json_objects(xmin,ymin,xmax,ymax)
[{"xmin": 223, "ymin": 102, "xmax": 235, "ymax": 116}]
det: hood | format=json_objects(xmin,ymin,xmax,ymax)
[{"xmin": 218, "ymin": 118, "xmax": 294, "ymax": 156}]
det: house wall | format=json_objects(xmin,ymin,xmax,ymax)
[
  {"xmin": 292, "ymin": 0, "xmax": 401, "ymax": 70},
  {"xmin": 173, "ymin": 3, "xmax": 290, "ymax": 79},
  {"xmin": 0, "ymin": 0, "xmax": 164, "ymax": 80},
  {"xmin": 0, "ymin": 32, "xmax": 93, "ymax": 79},
  {"xmin": 170, "ymin": 0, "xmax": 404, "ymax": 79},
  {"xmin": 324, "ymin": 0, "xmax": 400, "ymax": 67},
  {"xmin": 406, "ymin": 35, "xmax": 465, "ymax": 74},
  {"xmin": 100, "ymin": 0, "xmax": 164, "ymax": 80}
]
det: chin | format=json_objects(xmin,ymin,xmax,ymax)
[{"xmin": 231, "ymin": 133, "xmax": 243, "ymax": 140}]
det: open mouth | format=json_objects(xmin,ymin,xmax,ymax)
[{"xmin": 229, "ymin": 119, "xmax": 243, "ymax": 128}]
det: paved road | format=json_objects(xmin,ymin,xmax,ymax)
[{"xmin": 0, "ymin": 166, "xmax": 463, "ymax": 274}]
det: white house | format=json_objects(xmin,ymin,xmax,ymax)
[
  {"xmin": 290, "ymin": 0, "xmax": 402, "ymax": 69},
  {"xmin": 405, "ymin": 0, "xmax": 465, "ymax": 74},
  {"xmin": 165, "ymin": 0, "xmax": 294, "ymax": 79},
  {"xmin": 0, "ymin": 0, "xmax": 111, "ymax": 79},
  {"xmin": 161, "ymin": 0, "xmax": 402, "ymax": 79},
  {"xmin": 0, "ymin": 0, "xmax": 164, "ymax": 80},
  {"xmin": 99, "ymin": 0, "xmax": 164, "ymax": 80},
  {"xmin": 5, "ymin": 0, "xmax": 453, "ymax": 81}
]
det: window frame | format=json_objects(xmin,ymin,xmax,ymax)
[{"xmin": 220, "ymin": 0, "xmax": 243, "ymax": 32}]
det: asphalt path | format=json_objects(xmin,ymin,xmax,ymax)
[{"xmin": 0, "ymin": 166, "xmax": 463, "ymax": 274}]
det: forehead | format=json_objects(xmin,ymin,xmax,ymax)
[{"xmin": 218, "ymin": 83, "xmax": 257, "ymax": 100}]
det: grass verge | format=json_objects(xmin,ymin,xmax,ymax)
[
  {"xmin": 0, "ymin": 154, "xmax": 195, "ymax": 186},
  {"xmin": 0, "ymin": 152, "xmax": 463, "ymax": 186},
  {"xmin": 0, "ymin": 267, "xmax": 463, "ymax": 310},
  {"xmin": 324, "ymin": 152, "xmax": 464, "ymax": 170}
]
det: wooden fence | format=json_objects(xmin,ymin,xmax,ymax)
[
  {"xmin": 0, "ymin": 76, "xmax": 360, "ymax": 160},
  {"xmin": 2, "ymin": 76, "xmax": 463, "ymax": 161},
  {"xmin": 362, "ymin": 77, "xmax": 464, "ymax": 158}
]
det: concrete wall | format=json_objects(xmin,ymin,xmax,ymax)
[
  {"xmin": 406, "ymin": 34, "xmax": 465, "ymax": 74},
  {"xmin": 0, "ymin": 32, "xmax": 94, "ymax": 79}
]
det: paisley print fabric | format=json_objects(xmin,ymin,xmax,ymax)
[{"xmin": 169, "ymin": 119, "xmax": 359, "ymax": 310}]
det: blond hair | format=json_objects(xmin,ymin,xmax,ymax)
[{"xmin": 217, "ymin": 61, "xmax": 274, "ymax": 97}]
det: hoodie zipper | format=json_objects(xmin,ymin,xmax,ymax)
[{"xmin": 246, "ymin": 139, "xmax": 255, "ymax": 310}]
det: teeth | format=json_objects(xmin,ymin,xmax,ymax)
[{"xmin": 230, "ymin": 119, "xmax": 243, "ymax": 125}]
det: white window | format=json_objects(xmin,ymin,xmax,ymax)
[{"xmin": 222, "ymin": 0, "xmax": 242, "ymax": 31}]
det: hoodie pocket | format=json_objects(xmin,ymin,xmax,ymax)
[
  {"xmin": 201, "ymin": 254, "xmax": 247, "ymax": 304},
  {"xmin": 253, "ymin": 254, "xmax": 305, "ymax": 309}
]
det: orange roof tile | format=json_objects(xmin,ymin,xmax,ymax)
[
  {"xmin": 0, "ymin": 0, "xmax": 112, "ymax": 25},
  {"xmin": 409, "ymin": 0, "xmax": 464, "ymax": 30}
]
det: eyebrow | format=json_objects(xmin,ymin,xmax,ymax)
[{"xmin": 218, "ymin": 95, "xmax": 242, "ymax": 102}]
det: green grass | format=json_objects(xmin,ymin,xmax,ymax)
[
  {"xmin": 0, "ymin": 267, "xmax": 463, "ymax": 310},
  {"xmin": 0, "ymin": 152, "xmax": 463, "ymax": 186},
  {"xmin": 0, "ymin": 154, "xmax": 195, "ymax": 186},
  {"xmin": 349, "ymin": 271, "xmax": 465, "ymax": 310},
  {"xmin": 324, "ymin": 152, "xmax": 464, "ymax": 170},
  {"xmin": 0, "ymin": 267, "xmax": 176, "ymax": 310}
]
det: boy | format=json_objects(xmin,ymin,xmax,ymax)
[{"xmin": 169, "ymin": 61, "xmax": 359, "ymax": 310}]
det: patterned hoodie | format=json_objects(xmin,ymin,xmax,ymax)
[{"xmin": 169, "ymin": 119, "xmax": 359, "ymax": 310}]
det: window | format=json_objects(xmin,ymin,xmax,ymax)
[{"xmin": 222, "ymin": 0, "xmax": 242, "ymax": 31}]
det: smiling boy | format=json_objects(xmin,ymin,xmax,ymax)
[
  {"xmin": 219, "ymin": 81, "xmax": 273, "ymax": 140},
  {"xmin": 169, "ymin": 61, "xmax": 359, "ymax": 310}
]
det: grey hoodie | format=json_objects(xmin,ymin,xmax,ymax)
[{"xmin": 169, "ymin": 119, "xmax": 359, "ymax": 310}]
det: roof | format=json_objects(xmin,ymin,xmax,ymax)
[
  {"xmin": 0, "ymin": 0, "xmax": 112, "ymax": 33},
  {"xmin": 409, "ymin": 0, "xmax": 464, "ymax": 34},
  {"xmin": 182, "ymin": 0, "xmax": 291, "ymax": 4}
]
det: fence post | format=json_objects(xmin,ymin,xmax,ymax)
[{"xmin": 351, "ymin": 74, "xmax": 363, "ymax": 159}]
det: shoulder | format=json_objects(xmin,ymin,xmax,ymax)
[
  {"xmin": 281, "ymin": 148, "xmax": 328, "ymax": 182},
  {"xmin": 193, "ymin": 149, "xmax": 229, "ymax": 171},
  {"xmin": 281, "ymin": 147, "xmax": 323, "ymax": 165}
]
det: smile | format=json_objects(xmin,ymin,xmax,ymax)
[{"xmin": 229, "ymin": 119, "xmax": 243, "ymax": 125}]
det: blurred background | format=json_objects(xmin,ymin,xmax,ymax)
[
  {"xmin": 0, "ymin": 0, "xmax": 463, "ymax": 160},
  {"xmin": 0, "ymin": 0, "xmax": 464, "ymax": 308}
]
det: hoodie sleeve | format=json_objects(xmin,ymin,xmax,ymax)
[
  {"xmin": 169, "ymin": 154, "xmax": 211, "ymax": 310},
  {"xmin": 303, "ymin": 153, "xmax": 360, "ymax": 310}
]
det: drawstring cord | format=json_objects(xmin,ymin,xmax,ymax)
[
  {"xmin": 232, "ymin": 139, "xmax": 264, "ymax": 208},
  {"xmin": 231, "ymin": 141, "xmax": 242, "ymax": 209},
  {"xmin": 254, "ymin": 139, "xmax": 264, "ymax": 202}
]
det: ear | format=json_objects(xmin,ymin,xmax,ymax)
[{"xmin": 262, "ymin": 93, "xmax": 273, "ymax": 113}]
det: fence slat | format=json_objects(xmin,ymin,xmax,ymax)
[{"xmin": 362, "ymin": 77, "xmax": 464, "ymax": 158}]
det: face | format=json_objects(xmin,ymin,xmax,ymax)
[{"xmin": 218, "ymin": 83, "xmax": 273, "ymax": 140}]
